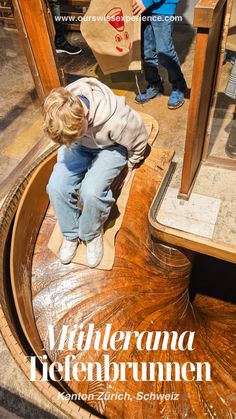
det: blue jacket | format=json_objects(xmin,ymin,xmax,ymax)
[{"xmin": 142, "ymin": 0, "xmax": 180, "ymax": 15}]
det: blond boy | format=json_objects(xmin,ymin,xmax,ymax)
[{"xmin": 43, "ymin": 78, "xmax": 148, "ymax": 267}]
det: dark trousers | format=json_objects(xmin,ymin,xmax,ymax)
[{"xmin": 48, "ymin": 0, "xmax": 66, "ymax": 45}]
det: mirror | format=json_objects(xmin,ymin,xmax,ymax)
[{"xmin": 205, "ymin": 1, "xmax": 236, "ymax": 166}]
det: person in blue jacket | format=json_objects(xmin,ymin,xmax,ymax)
[{"xmin": 133, "ymin": 0, "xmax": 187, "ymax": 109}]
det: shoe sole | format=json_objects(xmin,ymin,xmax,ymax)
[
  {"xmin": 135, "ymin": 92, "xmax": 163, "ymax": 104},
  {"xmin": 168, "ymin": 100, "xmax": 185, "ymax": 110},
  {"xmin": 88, "ymin": 260, "xmax": 102, "ymax": 268},
  {"xmin": 60, "ymin": 258, "xmax": 73, "ymax": 265},
  {"xmin": 56, "ymin": 49, "xmax": 82, "ymax": 55}
]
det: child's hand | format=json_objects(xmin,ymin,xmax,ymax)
[{"xmin": 132, "ymin": 0, "xmax": 146, "ymax": 16}]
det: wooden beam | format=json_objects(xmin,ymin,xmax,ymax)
[
  {"xmin": 0, "ymin": 16, "xmax": 14, "ymax": 21},
  {"xmin": 0, "ymin": 6, "xmax": 12, "ymax": 12},
  {"xmin": 12, "ymin": 0, "xmax": 44, "ymax": 99},
  {"xmin": 194, "ymin": 0, "xmax": 226, "ymax": 28},
  {"xmin": 61, "ymin": 22, "xmax": 81, "ymax": 31},
  {"xmin": 12, "ymin": 0, "xmax": 62, "ymax": 99}
]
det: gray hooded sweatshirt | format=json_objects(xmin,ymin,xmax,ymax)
[{"xmin": 66, "ymin": 77, "xmax": 148, "ymax": 166}]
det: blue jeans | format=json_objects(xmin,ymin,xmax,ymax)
[
  {"xmin": 47, "ymin": 144, "xmax": 128, "ymax": 241},
  {"xmin": 142, "ymin": 14, "xmax": 186, "ymax": 90}
]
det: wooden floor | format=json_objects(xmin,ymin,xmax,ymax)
[{"xmin": 31, "ymin": 146, "xmax": 236, "ymax": 418}]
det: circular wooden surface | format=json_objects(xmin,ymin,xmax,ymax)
[
  {"xmin": 0, "ymin": 117, "xmax": 235, "ymax": 419},
  {"xmin": 31, "ymin": 146, "xmax": 236, "ymax": 418}
]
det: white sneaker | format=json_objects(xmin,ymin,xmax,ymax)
[
  {"xmin": 59, "ymin": 238, "xmax": 79, "ymax": 264},
  {"xmin": 86, "ymin": 233, "xmax": 104, "ymax": 268}
]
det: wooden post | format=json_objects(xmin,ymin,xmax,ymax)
[
  {"xmin": 179, "ymin": 0, "xmax": 227, "ymax": 199},
  {"xmin": 12, "ymin": 0, "xmax": 62, "ymax": 100}
]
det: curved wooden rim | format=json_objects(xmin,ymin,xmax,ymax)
[
  {"xmin": 0, "ymin": 146, "xmax": 99, "ymax": 418},
  {"xmin": 10, "ymin": 149, "xmax": 57, "ymax": 356}
]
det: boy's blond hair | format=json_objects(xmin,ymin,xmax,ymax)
[{"xmin": 43, "ymin": 87, "xmax": 85, "ymax": 146}]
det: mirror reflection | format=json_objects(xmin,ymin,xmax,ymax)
[{"xmin": 207, "ymin": 1, "xmax": 236, "ymax": 163}]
